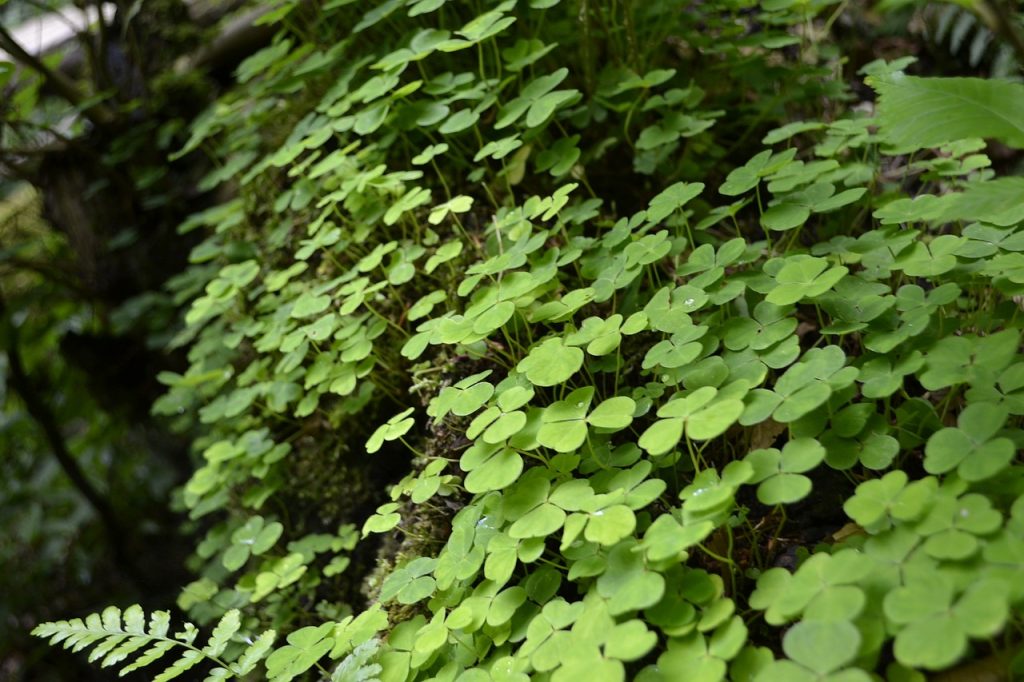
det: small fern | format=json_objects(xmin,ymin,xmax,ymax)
[
  {"xmin": 331, "ymin": 639, "xmax": 382, "ymax": 682},
  {"xmin": 31, "ymin": 605, "xmax": 275, "ymax": 680}
]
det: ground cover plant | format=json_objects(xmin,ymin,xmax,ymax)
[{"xmin": 21, "ymin": 0, "xmax": 1024, "ymax": 679}]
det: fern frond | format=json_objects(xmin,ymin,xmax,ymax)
[
  {"xmin": 32, "ymin": 606, "xmax": 274, "ymax": 680},
  {"xmin": 331, "ymin": 639, "xmax": 383, "ymax": 682},
  {"xmin": 231, "ymin": 630, "xmax": 278, "ymax": 676},
  {"xmin": 870, "ymin": 74, "xmax": 1024, "ymax": 150}
]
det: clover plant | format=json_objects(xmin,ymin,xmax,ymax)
[{"xmin": 30, "ymin": 0, "xmax": 1024, "ymax": 680}]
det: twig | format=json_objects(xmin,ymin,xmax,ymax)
[
  {"xmin": 0, "ymin": 289, "xmax": 142, "ymax": 586},
  {"xmin": 0, "ymin": 24, "xmax": 115, "ymax": 127}
]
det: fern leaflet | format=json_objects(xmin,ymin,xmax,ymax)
[{"xmin": 31, "ymin": 605, "xmax": 274, "ymax": 680}]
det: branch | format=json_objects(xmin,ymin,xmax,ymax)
[
  {"xmin": 0, "ymin": 23, "xmax": 116, "ymax": 127},
  {"xmin": 0, "ymin": 289, "xmax": 141, "ymax": 584},
  {"xmin": 0, "ymin": 258, "xmax": 89, "ymax": 297}
]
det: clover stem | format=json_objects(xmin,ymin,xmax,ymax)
[
  {"xmin": 938, "ymin": 387, "xmax": 960, "ymax": 423},
  {"xmin": 363, "ymin": 301, "xmax": 411, "ymax": 339},
  {"xmin": 772, "ymin": 505, "xmax": 788, "ymax": 543},
  {"xmin": 684, "ymin": 434, "xmax": 700, "ymax": 472},
  {"xmin": 398, "ymin": 437, "xmax": 426, "ymax": 459},
  {"xmin": 538, "ymin": 556, "xmax": 569, "ymax": 571},
  {"xmin": 612, "ymin": 353, "xmax": 621, "ymax": 394},
  {"xmin": 698, "ymin": 543, "xmax": 738, "ymax": 582},
  {"xmin": 725, "ymin": 522, "xmax": 738, "ymax": 596},
  {"xmin": 744, "ymin": 516, "xmax": 764, "ymax": 570},
  {"xmin": 622, "ymin": 97, "xmax": 640, "ymax": 151}
]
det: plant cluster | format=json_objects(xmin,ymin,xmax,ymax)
[{"xmin": 30, "ymin": 0, "xmax": 1024, "ymax": 680}]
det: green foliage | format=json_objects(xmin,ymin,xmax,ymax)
[
  {"xmin": 871, "ymin": 74, "xmax": 1024, "ymax": 150},
  {"xmin": 31, "ymin": 606, "xmax": 274, "ymax": 680},
  {"xmin": 28, "ymin": 0, "xmax": 1024, "ymax": 680}
]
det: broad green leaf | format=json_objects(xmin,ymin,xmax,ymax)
[{"xmin": 871, "ymin": 74, "xmax": 1024, "ymax": 150}]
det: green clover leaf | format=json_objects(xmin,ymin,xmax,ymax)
[
  {"xmin": 843, "ymin": 471, "xmax": 936, "ymax": 533},
  {"xmin": 924, "ymin": 402, "xmax": 1014, "ymax": 481},
  {"xmin": 429, "ymin": 370, "xmax": 494, "ymax": 419},
  {"xmin": 538, "ymin": 387, "xmax": 594, "ymax": 452},
  {"xmin": 379, "ymin": 557, "xmax": 437, "ymax": 604},
  {"xmin": 428, "ymin": 194, "xmax": 474, "ymax": 225},
  {"xmin": 766, "ymin": 255, "xmax": 848, "ymax": 305},
  {"xmin": 679, "ymin": 461, "xmax": 753, "ymax": 525},
  {"xmin": 223, "ymin": 516, "xmax": 284, "ymax": 571},
  {"xmin": 264, "ymin": 622, "xmax": 335, "ymax": 681},
  {"xmin": 596, "ymin": 540, "xmax": 666, "ymax": 615},
  {"xmin": 719, "ymin": 149, "xmax": 797, "ymax": 196},
  {"xmin": 365, "ymin": 407, "xmax": 415, "ymax": 453},
  {"xmin": 885, "ymin": 572, "xmax": 1010, "ymax": 670},
  {"xmin": 646, "ymin": 182, "xmax": 705, "ymax": 223},
  {"xmin": 750, "ymin": 550, "xmax": 871, "ymax": 625},
  {"xmin": 517, "ymin": 337, "xmax": 585, "ymax": 386},
  {"xmin": 918, "ymin": 330, "xmax": 1019, "ymax": 391},
  {"xmin": 745, "ymin": 438, "xmax": 825, "ymax": 505},
  {"xmin": 782, "ymin": 620, "xmax": 860, "ymax": 675},
  {"xmin": 639, "ymin": 386, "xmax": 745, "ymax": 454},
  {"xmin": 461, "ymin": 442, "xmax": 524, "ymax": 493},
  {"xmin": 965, "ymin": 362, "xmax": 1024, "ymax": 414}
]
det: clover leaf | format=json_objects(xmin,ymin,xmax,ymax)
[
  {"xmin": 857, "ymin": 351, "xmax": 923, "ymax": 398},
  {"xmin": 264, "ymin": 623, "xmax": 335, "ymax": 681},
  {"xmin": 743, "ymin": 346, "xmax": 857, "ymax": 424},
  {"xmin": 379, "ymin": 556, "xmax": 437, "ymax": 604},
  {"xmin": 766, "ymin": 255, "xmax": 848, "ymax": 305},
  {"xmin": 518, "ymin": 337, "xmax": 585, "ymax": 386},
  {"xmin": 536, "ymin": 135, "xmax": 582, "ymax": 176},
  {"xmin": 291, "ymin": 291, "xmax": 332, "ymax": 319},
  {"xmin": 223, "ymin": 516, "xmax": 284, "ymax": 571},
  {"xmin": 461, "ymin": 442, "xmax": 524, "ymax": 493},
  {"xmin": 965, "ymin": 362, "xmax": 1024, "ymax": 414},
  {"xmin": 503, "ymin": 469, "xmax": 566, "ymax": 539},
  {"xmin": 596, "ymin": 540, "xmax": 666, "ymax": 615},
  {"xmin": 429, "ymin": 370, "xmax": 494, "ymax": 420},
  {"xmin": 719, "ymin": 149, "xmax": 797, "ymax": 196},
  {"xmin": 366, "ymin": 408, "xmax": 415, "ymax": 453},
  {"xmin": 884, "ymin": 571, "xmax": 1010, "ymax": 670},
  {"xmin": 722, "ymin": 301, "xmax": 796, "ymax": 352},
  {"xmin": 924, "ymin": 402, "xmax": 1014, "ymax": 481},
  {"xmin": 639, "ymin": 386, "xmax": 745, "ymax": 454},
  {"xmin": 538, "ymin": 387, "xmax": 594, "ymax": 452},
  {"xmin": 656, "ymin": 619, "xmax": 748, "ymax": 682},
  {"xmin": 248, "ymin": 552, "xmax": 308, "ymax": 602},
  {"xmin": 843, "ymin": 471, "xmax": 936, "ymax": 533},
  {"xmin": 565, "ymin": 314, "xmax": 646, "ymax": 355},
  {"xmin": 362, "ymin": 502, "xmax": 402, "ymax": 536},
  {"xmin": 468, "ymin": 385, "xmax": 534, "ymax": 444},
  {"xmin": 502, "ymin": 37, "xmax": 556, "ymax": 71},
  {"xmin": 428, "ymin": 195, "xmax": 474, "ymax": 225},
  {"xmin": 646, "ymin": 182, "xmax": 705, "ymax": 223},
  {"xmin": 679, "ymin": 461, "xmax": 753, "ymax": 525},
  {"xmin": 745, "ymin": 438, "xmax": 825, "ymax": 505},
  {"xmin": 496, "ymin": 68, "xmax": 574, "ymax": 129},
  {"xmin": 639, "ymin": 514, "xmax": 714, "ymax": 562},
  {"xmin": 644, "ymin": 286, "xmax": 709, "ymax": 333},
  {"xmin": 642, "ymin": 325, "xmax": 708, "ymax": 370},
  {"xmin": 918, "ymin": 330, "xmax": 1019, "ymax": 391},
  {"xmin": 781, "ymin": 620, "xmax": 861, "ymax": 675},
  {"xmin": 914, "ymin": 490, "xmax": 1002, "ymax": 560},
  {"xmin": 587, "ymin": 396, "xmax": 636, "ymax": 430},
  {"xmin": 749, "ymin": 550, "xmax": 871, "ymax": 625}
]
